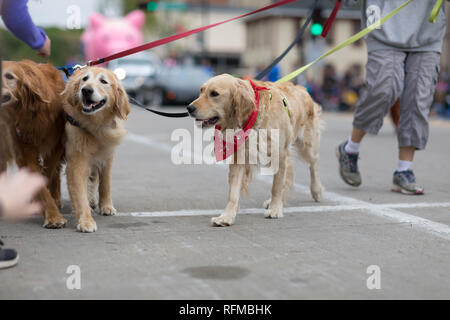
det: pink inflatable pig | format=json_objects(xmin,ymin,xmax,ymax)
[{"xmin": 82, "ymin": 10, "xmax": 145, "ymax": 65}]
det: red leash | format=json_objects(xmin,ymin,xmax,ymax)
[
  {"xmin": 214, "ymin": 80, "xmax": 268, "ymax": 162},
  {"xmin": 321, "ymin": 0, "xmax": 342, "ymax": 38},
  {"xmin": 88, "ymin": 0, "xmax": 300, "ymax": 66}
]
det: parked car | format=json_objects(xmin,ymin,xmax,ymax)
[
  {"xmin": 144, "ymin": 63, "xmax": 213, "ymax": 106},
  {"xmin": 108, "ymin": 52, "xmax": 161, "ymax": 103}
]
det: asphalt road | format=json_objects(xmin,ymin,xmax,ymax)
[{"xmin": 0, "ymin": 105, "xmax": 449, "ymax": 299}]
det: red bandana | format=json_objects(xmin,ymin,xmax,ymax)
[{"xmin": 214, "ymin": 79, "xmax": 268, "ymax": 162}]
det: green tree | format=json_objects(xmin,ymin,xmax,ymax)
[{"xmin": 0, "ymin": 28, "xmax": 84, "ymax": 66}]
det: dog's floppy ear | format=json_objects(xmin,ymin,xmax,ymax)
[
  {"xmin": 16, "ymin": 61, "xmax": 50, "ymax": 108},
  {"xmin": 61, "ymin": 71, "xmax": 81, "ymax": 108},
  {"xmin": 114, "ymin": 82, "xmax": 130, "ymax": 120},
  {"xmin": 233, "ymin": 78, "xmax": 255, "ymax": 125}
]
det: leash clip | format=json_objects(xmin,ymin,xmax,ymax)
[
  {"xmin": 72, "ymin": 64, "xmax": 87, "ymax": 71},
  {"xmin": 58, "ymin": 64, "xmax": 88, "ymax": 79}
]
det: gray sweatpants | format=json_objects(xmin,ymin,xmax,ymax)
[{"xmin": 353, "ymin": 50, "xmax": 441, "ymax": 150}]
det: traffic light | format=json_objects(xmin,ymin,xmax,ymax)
[
  {"xmin": 310, "ymin": 23, "xmax": 323, "ymax": 36},
  {"xmin": 310, "ymin": 8, "xmax": 324, "ymax": 37},
  {"xmin": 138, "ymin": 1, "xmax": 159, "ymax": 11},
  {"xmin": 147, "ymin": 2, "xmax": 158, "ymax": 11},
  {"xmin": 137, "ymin": 1, "xmax": 187, "ymax": 12}
]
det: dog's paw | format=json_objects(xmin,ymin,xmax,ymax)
[
  {"xmin": 100, "ymin": 205, "xmax": 117, "ymax": 216},
  {"xmin": 77, "ymin": 218, "xmax": 97, "ymax": 233},
  {"xmin": 263, "ymin": 198, "xmax": 271, "ymax": 209},
  {"xmin": 264, "ymin": 205, "xmax": 284, "ymax": 219},
  {"xmin": 211, "ymin": 215, "xmax": 234, "ymax": 227},
  {"xmin": 43, "ymin": 216, "xmax": 67, "ymax": 229},
  {"xmin": 311, "ymin": 184, "xmax": 323, "ymax": 202}
]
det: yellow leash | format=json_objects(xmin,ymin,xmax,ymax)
[
  {"xmin": 277, "ymin": 0, "xmax": 413, "ymax": 83},
  {"xmin": 429, "ymin": 0, "xmax": 444, "ymax": 23},
  {"xmin": 267, "ymin": 91, "xmax": 291, "ymax": 117}
]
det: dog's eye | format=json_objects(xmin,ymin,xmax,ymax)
[
  {"xmin": 210, "ymin": 90, "xmax": 219, "ymax": 97},
  {"xmin": 82, "ymin": 76, "xmax": 89, "ymax": 82},
  {"xmin": 100, "ymin": 79, "xmax": 108, "ymax": 84},
  {"xmin": 5, "ymin": 73, "xmax": 14, "ymax": 80}
]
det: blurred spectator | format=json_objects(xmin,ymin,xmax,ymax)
[
  {"xmin": 320, "ymin": 64, "xmax": 340, "ymax": 110},
  {"xmin": 339, "ymin": 64, "xmax": 364, "ymax": 111},
  {"xmin": 201, "ymin": 59, "xmax": 214, "ymax": 77},
  {"xmin": 254, "ymin": 63, "xmax": 282, "ymax": 82},
  {"xmin": 267, "ymin": 64, "xmax": 281, "ymax": 82},
  {"xmin": 432, "ymin": 73, "xmax": 450, "ymax": 118}
]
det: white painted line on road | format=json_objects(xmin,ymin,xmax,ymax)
[
  {"xmin": 118, "ymin": 202, "xmax": 450, "ymax": 218},
  {"xmin": 377, "ymin": 202, "xmax": 450, "ymax": 209},
  {"xmin": 127, "ymin": 132, "xmax": 218, "ymax": 165},
  {"xmin": 126, "ymin": 132, "xmax": 173, "ymax": 153},
  {"xmin": 258, "ymin": 175, "xmax": 450, "ymax": 240},
  {"xmin": 125, "ymin": 132, "xmax": 450, "ymax": 241}
]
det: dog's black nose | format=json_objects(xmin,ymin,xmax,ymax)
[
  {"xmin": 187, "ymin": 104, "xmax": 197, "ymax": 114},
  {"xmin": 82, "ymin": 86, "xmax": 94, "ymax": 97}
]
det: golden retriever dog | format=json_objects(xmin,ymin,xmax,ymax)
[
  {"xmin": 62, "ymin": 67, "xmax": 130, "ymax": 233},
  {"xmin": 0, "ymin": 60, "xmax": 67, "ymax": 228},
  {"xmin": 188, "ymin": 74, "xmax": 323, "ymax": 226}
]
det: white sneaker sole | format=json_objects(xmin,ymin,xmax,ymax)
[
  {"xmin": 0, "ymin": 253, "xmax": 19, "ymax": 269},
  {"xmin": 392, "ymin": 184, "xmax": 424, "ymax": 195}
]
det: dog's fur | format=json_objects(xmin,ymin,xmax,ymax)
[
  {"xmin": 0, "ymin": 60, "xmax": 67, "ymax": 228},
  {"xmin": 62, "ymin": 67, "xmax": 130, "ymax": 232},
  {"xmin": 189, "ymin": 74, "xmax": 323, "ymax": 226}
]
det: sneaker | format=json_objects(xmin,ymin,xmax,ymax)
[
  {"xmin": 336, "ymin": 141, "xmax": 362, "ymax": 187},
  {"xmin": 392, "ymin": 170, "xmax": 424, "ymax": 195},
  {"xmin": 0, "ymin": 239, "xmax": 19, "ymax": 269}
]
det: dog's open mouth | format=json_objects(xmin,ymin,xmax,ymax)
[
  {"xmin": 82, "ymin": 98, "xmax": 107, "ymax": 114},
  {"xmin": 195, "ymin": 116, "xmax": 219, "ymax": 129}
]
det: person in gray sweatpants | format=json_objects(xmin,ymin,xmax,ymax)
[{"xmin": 337, "ymin": 0, "xmax": 447, "ymax": 194}]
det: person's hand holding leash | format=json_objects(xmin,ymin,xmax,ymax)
[{"xmin": 37, "ymin": 35, "xmax": 51, "ymax": 58}]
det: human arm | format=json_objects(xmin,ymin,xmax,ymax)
[{"xmin": 1, "ymin": 0, "xmax": 51, "ymax": 57}]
